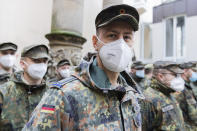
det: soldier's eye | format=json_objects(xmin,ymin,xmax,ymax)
[
  {"xmin": 124, "ymin": 35, "xmax": 132, "ymax": 41},
  {"xmin": 107, "ymin": 34, "xmax": 117, "ymax": 39}
]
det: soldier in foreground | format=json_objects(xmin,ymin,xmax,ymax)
[
  {"xmin": 142, "ymin": 61, "xmax": 186, "ymax": 131},
  {"xmin": 0, "ymin": 44, "xmax": 49, "ymax": 130},
  {"xmin": 0, "ymin": 42, "xmax": 18, "ymax": 85},
  {"xmin": 23, "ymin": 4, "xmax": 145, "ymax": 131}
]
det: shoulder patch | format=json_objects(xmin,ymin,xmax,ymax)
[{"xmin": 50, "ymin": 76, "xmax": 78, "ymax": 89}]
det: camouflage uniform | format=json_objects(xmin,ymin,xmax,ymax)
[
  {"xmin": 0, "ymin": 71, "xmax": 48, "ymax": 131},
  {"xmin": 176, "ymin": 82, "xmax": 197, "ymax": 131},
  {"xmin": 177, "ymin": 62, "xmax": 197, "ymax": 130},
  {"xmin": 143, "ymin": 78, "xmax": 186, "ymax": 131},
  {"xmin": 140, "ymin": 61, "xmax": 187, "ymax": 131},
  {"xmin": 130, "ymin": 74, "xmax": 150, "ymax": 93},
  {"xmin": 22, "ymin": 56, "xmax": 144, "ymax": 131},
  {"xmin": 0, "ymin": 72, "xmax": 10, "ymax": 85}
]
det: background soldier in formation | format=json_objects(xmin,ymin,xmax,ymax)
[
  {"xmin": 130, "ymin": 61, "xmax": 147, "ymax": 92},
  {"xmin": 0, "ymin": 42, "xmax": 17, "ymax": 85},
  {"xmin": 48, "ymin": 59, "xmax": 71, "ymax": 83},
  {"xmin": 0, "ymin": 44, "xmax": 49, "ymax": 130},
  {"xmin": 142, "ymin": 61, "xmax": 186, "ymax": 131},
  {"xmin": 177, "ymin": 62, "xmax": 197, "ymax": 130}
]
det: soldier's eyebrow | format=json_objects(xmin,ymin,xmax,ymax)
[
  {"xmin": 124, "ymin": 32, "xmax": 133, "ymax": 35},
  {"xmin": 105, "ymin": 30, "xmax": 119, "ymax": 34}
]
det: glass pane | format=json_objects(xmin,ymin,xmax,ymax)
[
  {"xmin": 176, "ymin": 16, "xmax": 185, "ymax": 57},
  {"xmin": 166, "ymin": 18, "xmax": 174, "ymax": 57}
]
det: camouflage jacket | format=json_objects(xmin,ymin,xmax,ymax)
[
  {"xmin": 0, "ymin": 67, "xmax": 17, "ymax": 86},
  {"xmin": 0, "ymin": 73, "xmax": 10, "ymax": 85},
  {"xmin": 176, "ymin": 81, "xmax": 197, "ymax": 129},
  {"xmin": 130, "ymin": 74, "xmax": 149, "ymax": 92},
  {"xmin": 22, "ymin": 57, "xmax": 145, "ymax": 131},
  {"xmin": 0, "ymin": 71, "xmax": 48, "ymax": 131},
  {"xmin": 143, "ymin": 78, "xmax": 186, "ymax": 131}
]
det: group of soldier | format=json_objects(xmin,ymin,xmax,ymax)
[{"xmin": 0, "ymin": 3, "xmax": 197, "ymax": 131}]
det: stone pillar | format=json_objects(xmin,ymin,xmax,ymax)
[
  {"xmin": 103, "ymin": 0, "xmax": 124, "ymax": 9},
  {"xmin": 46, "ymin": 0, "xmax": 86, "ymax": 79}
]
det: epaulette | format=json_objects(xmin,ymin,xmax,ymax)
[{"xmin": 50, "ymin": 76, "xmax": 78, "ymax": 89}]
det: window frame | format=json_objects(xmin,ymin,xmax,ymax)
[{"xmin": 164, "ymin": 15, "xmax": 186, "ymax": 60}]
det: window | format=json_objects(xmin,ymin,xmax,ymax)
[
  {"xmin": 166, "ymin": 18, "xmax": 174, "ymax": 57},
  {"xmin": 140, "ymin": 24, "xmax": 152, "ymax": 60},
  {"xmin": 165, "ymin": 16, "xmax": 185, "ymax": 59},
  {"xmin": 162, "ymin": 0, "xmax": 176, "ymax": 4},
  {"xmin": 176, "ymin": 16, "xmax": 185, "ymax": 58}
]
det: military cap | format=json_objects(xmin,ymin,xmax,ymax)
[
  {"xmin": 57, "ymin": 59, "xmax": 70, "ymax": 68},
  {"xmin": 144, "ymin": 63, "xmax": 153, "ymax": 69},
  {"xmin": 193, "ymin": 65, "xmax": 197, "ymax": 71},
  {"xmin": 131, "ymin": 61, "xmax": 145, "ymax": 70},
  {"xmin": 0, "ymin": 42, "xmax": 17, "ymax": 51},
  {"xmin": 154, "ymin": 61, "xmax": 184, "ymax": 74},
  {"xmin": 21, "ymin": 44, "xmax": 49, "ymax": 59},
  {"xmin": 179, "ymin": 62, "xmax": 196, "ymax": 69},
  {"xmin": 95, "ymin": 4, "xmax": 139, "ymax": 31}
]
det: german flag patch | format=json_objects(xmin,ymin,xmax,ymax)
[{"xmin": 41, "ymin": 104, "xmax": 55, "ymax": 114}]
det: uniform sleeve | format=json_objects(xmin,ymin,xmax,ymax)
[
  {"xmin": 0, "ymin": 90, "xmax": 6, "ymax": 129},
  {"xmin": 139, "ymin": 99, "xmax": 162, "ymax": 131},
  {"xmin": 22, "ymin": 88, "xmax": 73, "ymax": 131},
  {"xmin": 0, "ymin": 92, "xmax": 3, "ymax": 115}
]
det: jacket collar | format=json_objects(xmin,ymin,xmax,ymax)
[
  {"xmin": 72, "ymin": 56, "xmax": 145, "ymax": 101},
  {"xmin": 150, "ymin": 77, "xmax": 175, "ymax": 95}
]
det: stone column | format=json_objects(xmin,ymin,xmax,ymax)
[
  {"xmin": 46, "ymin": 0, "xmax": 86, "ymax": 79},
  {"xmin": 103, "ymin": 0, "xmax": 124, "ymax": 9}
]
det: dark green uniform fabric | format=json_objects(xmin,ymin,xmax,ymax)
[
  {"xmin": 142, "ymin": 78, "xmax": 186, "ymax": 131},
  {"xmin": 0, "ymin": 71, "xmax": 48, "ymax": 131},
  {"xmin": 176, "ymin": 81, "xmax": 197, "ymax": 131},
  {"xmin": 22, "ymin": 57, "xmax": 144, "ymax": 131}
]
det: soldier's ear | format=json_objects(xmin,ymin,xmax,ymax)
[
  {"xmin": 157, "ymin": 73, "xmax": 164, "ymax": 81},
  {"xmin": 92, "ymin": 35, "xmax": 99, "ymax": 51},
  {"xmin": 20, "ymin": 60, "xmax": 27, "ymax": 69}
]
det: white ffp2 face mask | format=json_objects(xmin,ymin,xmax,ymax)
[
  {"xmin": 170, "ymin": 76, "xmax": 185, "ymax": 92},
  {"xmin": 59, "ymin": 69, "xmax": 70, "ymax": 78},
  {"xmin": 23, "ymin": 61, "xmax": 47, "ymax": 80},
  {"xmin": 0, "ymin": 54, "xmax": 16, "ymax": 68},
  {"xmin": 98, "ymin": 38, "xmax": 133, "ymax": 72}
]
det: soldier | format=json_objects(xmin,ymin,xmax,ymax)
[
  {"xmin": 177, "ymin": 62, "xmax": 197, "ymax": 130},
  {"xmin": 191, "ymin": 61, "xmax": 197, "ymax": 90},
  {"xmin": 0, "ymin": 44, "xmax": 50, "ymax": 130},
  {"xmin": 0, "ymin": 42, "xmax": 17, "ymax": 85},
  {"xmin": 142, "ymin": 61, "xmax": 186, "ymax": 131},
  {"xmin": 130, "ymin": 61, "xmax": 147, "ymax": 91},
  {"xmin": 56, "ymin": 59, "xmax": 71, "ymax": 80},
  {"xmin": 144, "ymin": 63, "xmax": 153, "ymax": 80},
  {"xmin": 23, "ymin": 4, "xmax": 145, "ymax": 131}
]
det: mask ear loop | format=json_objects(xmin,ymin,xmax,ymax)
[
  {"xmin": 95, "ymin": 35, "xmax": 105, "ymax": 53},
  {"xmin": 22, "ymin": 60, "xmax": 29, "ymax": 66},
  {"xmin": 96, "ymin": 35, "xmax": 105, "ymax": 45}
]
